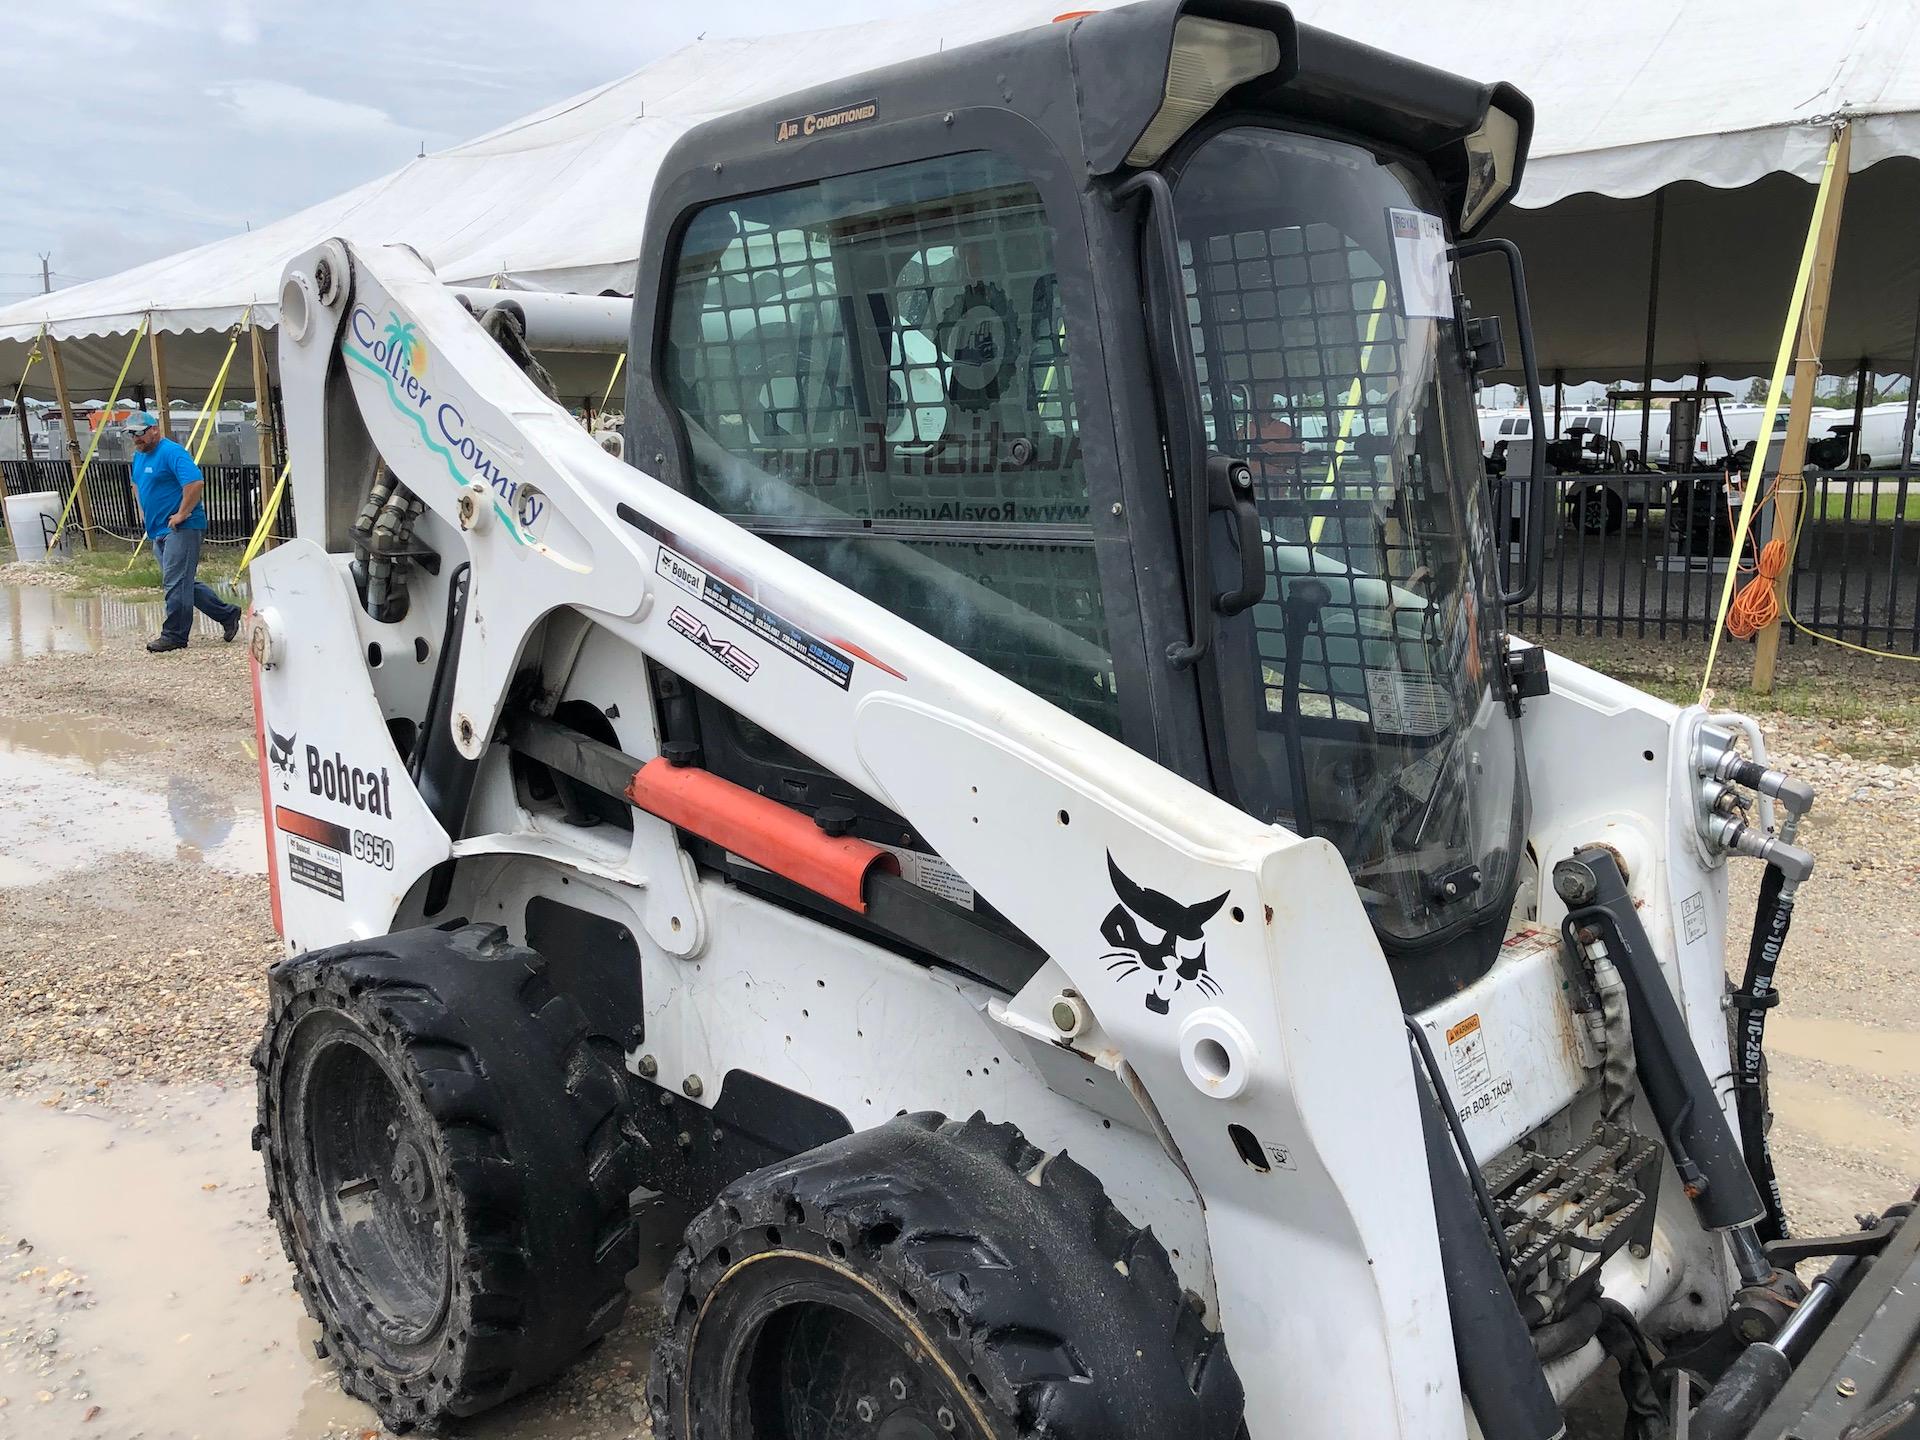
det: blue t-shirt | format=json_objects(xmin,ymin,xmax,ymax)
[{"xmin": 130, "ymin": 437, "xmax": 209, "ymax": 539}]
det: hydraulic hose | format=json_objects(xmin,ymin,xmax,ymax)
[{"xmin": 1733, "ymin": 798, "xmax": 1809, "ymax": 1244}]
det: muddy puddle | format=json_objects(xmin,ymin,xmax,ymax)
[
  {"xmin": 0, "ymin": 1087, "xmax": 682, "ymax": 1440},
  {"xmin": 0, "ymin": 737, "xmax": 263, "ymax": 888},
  {"xmin": 1767, "ymin": 1014, "xmax": 1920, "ymax": 1079},
  {"xmin": 0, "ymin": 582, "xmax": 238, "ymax": 668},
  {"xmin": 0, "ymin": 1085, "xmax": 360, "ymax": 1439}
]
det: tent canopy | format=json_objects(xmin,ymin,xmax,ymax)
[{"xmin": 8, "ymin": 0, "xmax": 1920, "ymax": 394}]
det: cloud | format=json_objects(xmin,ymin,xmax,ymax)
[{"xmin": 209, "ymin": 80, "xmax": 403, "ymax": 137}]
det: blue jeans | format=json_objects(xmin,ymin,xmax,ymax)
[{"xmin": 153, "ymin": 528, "xmax": 240, "ymax": 643}]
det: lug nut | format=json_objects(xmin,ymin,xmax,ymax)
[
  {"xmin": 937, "ymin": 1406, "xmax": 957, "ymax": 1431},
  {"xmin": 888, "ymin": 1374, "xmax": 908, "ymax": 1400},
  {"xmin": 855, "ymin": 1396, "xmax": 878, "ymax": 1422}
]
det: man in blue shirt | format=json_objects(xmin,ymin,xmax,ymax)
[{"xmin": 127, "ymin": 413, "xmax": 242, "ymax": 652}]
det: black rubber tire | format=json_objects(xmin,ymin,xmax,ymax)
[
  {"xmin": 1573, "ymin": 484, "xmax": 1625, "ymax": 535},
  {"xmin": 254, "ymin": 923, "xmax": 641, "ymax": 1432},
  {"xmin": 648, "ymin": 1111, "xmax": 1243, "ymax": 1440}
]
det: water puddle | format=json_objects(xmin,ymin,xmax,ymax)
[
  {"xmin": 1768, "ymin": 1015, "xmax": 1920, "ymax": 1079},
  {"xmin": 0, "ymin": 712, "xmax": 171, "ymax": 770},
  {"xmin": 0, "ymin": 1086, "xmax": 682, "ymax": 1440},
  {"xmin": 0, "ymin": 1086, "xmax": 364, "ymax": 1439},
  {"xmin": 0, "ymin": 749, "xmax": 263, "ymax": 888},
  {"xmin": 0, "ymin": 582, "xmax": 236, "ymax": 667}
]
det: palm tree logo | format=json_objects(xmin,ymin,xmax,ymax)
[{"xmin": 381, "ymin": 314, "xmax": 427, "ymax": 376}]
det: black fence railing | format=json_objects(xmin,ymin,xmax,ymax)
[
  {"xmin": 3, "ymin": 456, "xmax": 1915, "ymax": 656},
  {"xmin": 1495, "ymin": 469, "xmax": 1919, "ymax": 654},
  {"xmin": 0, "ymin": 458, "xmax": 295, "ymax": 548}
]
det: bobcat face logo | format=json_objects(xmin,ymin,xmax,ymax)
[
  {"xmin": 1101, "ymin": 853, "xmax": 1227, "ymax": 1014},
  {"xmin": 268, "ymin": 725, "xmax": 297, "ymax": 776}
]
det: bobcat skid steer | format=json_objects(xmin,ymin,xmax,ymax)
[{"xmin": 247, "ymin": 3, "xmax": 1919, "ymax": 1437}]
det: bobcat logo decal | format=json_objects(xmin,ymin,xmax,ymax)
[
  {"xmin": 1101, "ymin": 853, "xmax": 1227, "ymax": 1014},
  {"xmin": 268, "ymin": 725, "xmax": 298, "ymax": 776}
]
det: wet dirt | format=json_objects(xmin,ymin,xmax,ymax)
[
  {"xmin": 1, "ymin": 583, "xmax": 231, "ymax": 669},
  {"xmin": 0, "ymin": 748, "xmax": 263, "ymax": 889},
  {"xmin": 0, "ymin": 576, "xmax": 1914, "ymax": 1438},
  {"xmin": 0, "ymin": 1085, "xmax": 680, "ymax": 1440}
]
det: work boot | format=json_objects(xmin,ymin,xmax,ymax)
[
  {"xmin": 146, "ymin": 636, "xmax": 188, "ymax": 653},
  {"xmin": 222, "ymin": 613, "xmax": 241, "ymax": 643}
]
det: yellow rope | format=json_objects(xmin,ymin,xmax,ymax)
[
  {"xmin": 1698, "ymin": 134, "xmax": 1842, "ymax": 704},
  {"xmin": 600, "ymin": 350, "xmax": 626, "ymax": 412},
  {"xmin": 236, "ymin": 459, "xmax": 291, "ymax": 576},
  {"xmin": 7, "ymin": 328, "xmax": 42, "ymax": 411},
  {"xmin": 48, "ymin": 316, "xmax": 150, "ymax": 550},
  {"xmin": 1778, "ymin": 490, "xmax": 1920, "ymax": 662},
  {"xmin": 1310, "ymin": 279, "xmax": 1390, "ymax": 544}
]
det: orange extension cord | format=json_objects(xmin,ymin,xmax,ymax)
[{"xmin": 1725, "ymin": 537, "xmax": 1788, "ymax": 639}]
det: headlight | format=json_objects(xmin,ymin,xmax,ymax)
[
  {"xmin": 1460, "ymin": 105, "xmax": 1522, "ymax": 232},
  {"xmin": 1125, "ymin": 16, "xmax": 1282, "ymax": 168}
]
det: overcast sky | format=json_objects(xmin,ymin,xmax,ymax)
[{"xmin": 0, "ymin": 0, "xmax": 950, "ymax": 304}]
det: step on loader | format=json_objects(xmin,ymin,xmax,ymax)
[{"xmin": 247, "ymin": 4, "xmax": 1920, "ymax": 1437}]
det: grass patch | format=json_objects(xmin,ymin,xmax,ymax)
[
  {"xmin": 43, "ymin": 538, "xmax": 247, "ymax": 594},
  {"xmin": 1814, "ymin": 489, "xmax": 1920, "ymax": 524}
]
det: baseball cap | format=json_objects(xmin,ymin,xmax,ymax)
[{"xmin": 125, "ymin": 412, "xmax": 159, "ymax": 433}]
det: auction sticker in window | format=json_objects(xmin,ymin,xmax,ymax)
[{"xmin": 276, "ymin": 807, "xmax": 347, "ymax": 900}]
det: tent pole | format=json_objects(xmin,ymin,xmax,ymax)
[
  {"xmin": 1753, "ymin": 123, "xmax": 1853, "ymax": 693},
  {"xmin": 249, "ymin": 321, "xmax": 278, "ymax": 547},
  {"xmin": 1901, "ymin": 285, "xmax": 1920, "ymax": 469},
  {"xmin": 1639, "ymin": 190, "xmax": 1665, "ymax": 467},
  {"xmin": 1553, "ymin": 369, "xmax": 1564, "ymax": 435},
  {"xmin": 1848, "ymin": 356, "xmax": 1868, "ymax": 468},
  {"xmin": 42, "ymin": 335, "xmax": 95, "ymax": 550},
  {"xmin": 149, "ymin": 329, "xmax": 173, "ymax": 442},
  {"xmin": 15, "ymin": 388, "xmax": 33, "ymax": 465}
]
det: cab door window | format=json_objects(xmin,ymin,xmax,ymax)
[{"xmin": 663, "ymin": 151, "xmax": 1117, "ymax": 732}]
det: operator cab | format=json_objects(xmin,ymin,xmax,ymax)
[{"xmin": 623, "ymin": 0, "xmax": 1536, "ymax": 1008}]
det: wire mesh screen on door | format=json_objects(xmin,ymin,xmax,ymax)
[{"xmin": 664, "ymin": 149, "xmax": 1118, "ymax": 732}]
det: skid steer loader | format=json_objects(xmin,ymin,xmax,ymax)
[{"xmin": 248, "ymin": 4, "xmax": 1920, "ymax": 1437}]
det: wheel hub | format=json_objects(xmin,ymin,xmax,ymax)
[{"xmin": 390, "ymin": 1135, "xmax": 432, "ymax": 1206}]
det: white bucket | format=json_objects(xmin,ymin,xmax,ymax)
[{"xmin": 3, "ymin": 490, "xmax": 63, "ymax": 562}]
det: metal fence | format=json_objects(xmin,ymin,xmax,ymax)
[
  {"xmin": 0, "ymin": 458, "xmax": 295, "ymax": 548},
  {"xmin": 2, "ymin": 455, "xmax": 1915, "ymax": 656},
  {"xmin": 1494, "ymin": 469, "xmax": 1919, "ymax": 653}
]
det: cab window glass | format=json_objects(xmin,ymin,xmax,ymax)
[{"xmin": 664, "ymin": 151, "xmax": 1117, "ymax": 731}]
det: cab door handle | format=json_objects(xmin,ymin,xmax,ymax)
[{"xmin": 1207, "ymin": 453, "xmax": 1265, "ymax": 615}]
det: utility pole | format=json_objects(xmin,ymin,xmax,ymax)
[{"xmin": 38, "ymin": 253, "xmax": 52, "ymax": 294}]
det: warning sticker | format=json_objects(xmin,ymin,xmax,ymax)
[
  {"xmin": 657, "ymin": 543, "xmax": 855, "ymax": 689},
  {"xmin": 878, "ymin": 843, "xmax": 975, "ymax": 909},
  {"xmin": 278, "ymin": 807, "xmax": 348, "ymax": 900},
  {"xmin": 1445, "ymin": 1013, "xmax": 1493, "ymax": 1096},
  {"xmin": 1681, "ymin": 891, "xmax": 1708, "ymax": 945}
]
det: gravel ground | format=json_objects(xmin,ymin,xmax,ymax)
[{"xmin": 0, "ymin": 575, "xmax": 1915, "ymax": 1439}]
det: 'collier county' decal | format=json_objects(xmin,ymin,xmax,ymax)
[{"xmin": 1100, "ymin": 854, "xmax": 1227, "ymax": 1014}]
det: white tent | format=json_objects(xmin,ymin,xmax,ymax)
[{"xmin": 6, "ymin": 0, "xmax": 1920, "ymax": 394}]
